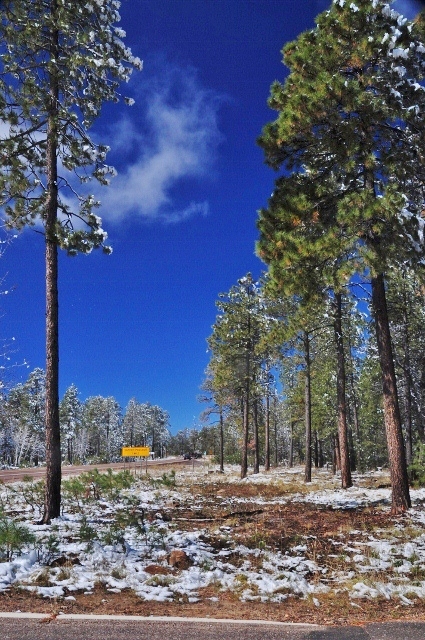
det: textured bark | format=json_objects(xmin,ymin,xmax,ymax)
[
  {"xmin": 401, "ymin": 293, "xmax": 413, "ymax": 466},
  {"xmin": 314, "ymin": 431, "xmax": 319, "ymax": 468},
  {"xmin": 304, "ymin": 331, "xmax": 312, "ymax": 483},
  {"xmin": 219, "ymin": 409, "xmax": 224, "ymax": 473},
  {"xmin": 241, "ymin": 310, "xmax": 252, "ymax": 479},
  {"xmin": 334, "ymin": 434, "xmax": 341, "ymax": 474},
  {"xmin": 253, "ymin": 400, "xmax": 260, "ymax": 474},
  {"xmin": 348, "ymin": 426, "xmax": 356, "ymax": 472},
  {"xmin": 273, "ymin": 396, "xmax": 278, "ymax": 467},
  {"xmin": 334, "ymin": 293, "xmax": 352, "ymax": 489},
  {"xmin": 264, "ymin": 385, "xmax": 270, "ymax": 472},
  {"xmin": 347, "ymin": 327, "xmax": 361, "ymax": 471},
  {"xmin": 289, "ymin": 417, "xmax": 294, "ymax": 468},
  {"xmin": 241, "ymin": 393, "xmax": 249, "ymax": 479},
  {"xmin": 371, "ymin": 274, "xmax": 411, "ymax": 514},
  {"xmin": 41, "ymin": 11, "xmax": 61, "ymax": 524}
]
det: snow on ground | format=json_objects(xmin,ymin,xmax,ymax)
[{"xmin": 0, "ymin": 464, "xmax": 425, "ymax": 607}]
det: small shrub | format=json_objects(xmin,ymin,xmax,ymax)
[
  {"xmin": 145, "ymin": 523, "xmax": 168, "ymax": 550},
  {"xmin": 11, "ymin": 478, "xmax": 45, "ymax": 516},
  {"xmin": 79, "ymin": 515, "xmax": 98, "ymax": 550},
  {"xmin": 101, "ymin": 522, "xmax": 125, "ymax": 548},
  {"xmin": 0, "ymin": 513, "xmax": 35, "ymax": 561},
  {"xmin": 145, "ymin": 574, "xmax": 174, "ymax": 587},
  {"xmin": 114, "ymin": 507, "xmax": 146, "ymax": 537},
  {"xmin": 149, "ymin": 470, "xmax": 176, "ymax": 489},
  {"xmin": 35, "ymin": 532, "xmax": 61, "ymax": 565},
  {"xmin": 66, "ymin": 468, "xmax": 135, "ymax": 504},
  {"xmin": 62, "ymin": 476, "xmax": 87, "ymax": 511},
  {"xmin": 110, "ymin": 566, "xmax": 126, "ymax": 580},
  {"xmin": 33, "ymin": 567, "xmax": 52, "ymax": 586},
  {"xmin": 56, "ymin": 567, "xmax": 71, "ymax": 581}
]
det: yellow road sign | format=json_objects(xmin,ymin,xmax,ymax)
[{"xmin": 121, "ymin": 446, "xmax": 151, "ymax": 457}]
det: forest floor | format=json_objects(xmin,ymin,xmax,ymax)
[{"xmin": 0, "ymin": 462, "xmax": 425, "ymax": 625}]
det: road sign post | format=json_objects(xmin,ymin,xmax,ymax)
[{"xmin": 121, "ymin": 447, "xmax": 151, "ymax": 475}]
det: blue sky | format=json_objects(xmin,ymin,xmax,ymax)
[{"xmin": 1, "ymin": 0, "xmax": 424, "ymax": 433}]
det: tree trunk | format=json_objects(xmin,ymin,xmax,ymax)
[
  {"xmin": 304, "ymin": 331, "xmax": 312, "ymax": 483},
  {"xmin": 41, "ymin": 14, "xmax": 61, "ymax": 523},
  {"xmin": 289, "ymin": 417, "xmax": 294, "ymax": 468},
  {"xmin": 314, "ymin": 431, "xmax": 319, "ymax": 468},
  {"xmin": 334, "ymin": 433, "xmax": 341, "ymax": 474},
  {"xmin": 401, "ymin": 290, "xmax": 413, "ymax": 467},
  {"xmin": 347, "ymin": 321, "xmax": 362, "ymax": 470},
  {"xmin": 241, "ymin": 318, "xmax": 251, "ymax": 479},
  {"xmin": 348, "ymin": 426, "xmax": 356, "ymax": 472},
  {"xmin": 334, "ymin": 292, "xmax": 352, "ymax": 489},
  {"xmin": 318, "ymin": 438, "xmax": 324, "ymax": 468},
  {"xmin": 274, "ymin": 395, "xmax": 278, "ymax": 467},
  {"xmin": 264, "ymin": 383, "xmax": 270, "ymax": 472},
  {"xmin": 253, "ymin": 400, "xmax": 259, "ymax": 474},
  {"xmin": 371, "ymin": 273, "xmax": 411, "ymax": 513},
  {"xmin": 219, "ymin": 408, "xmax": 224, "ymax": 473},
  {"xmin": 241, "ymin": 393, "xmax": 249, "ymax": 479}
]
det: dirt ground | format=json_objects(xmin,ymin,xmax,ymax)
[
  {"xmin": 2, "ymin": 573, "xmax": 425, "ymax": 626},
  {"xmin": 1, "ymin": 474, "xmax": 425, "ymax": 626}
]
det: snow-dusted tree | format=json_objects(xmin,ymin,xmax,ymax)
[
  {"xmin": 257, "ymin": 0, "xmax": 425, "ymax": 512},
  {"xmin": 5, "ymin": 368, "xmax": 46, "ymax": 466},
  {"xmin": 207, "ymin": 275, "xmax": 272, "ymax": 478},
  {"xmin": 59, "ymin": 384, "xmax": 81, "ymax": 464},
  {"xmin": 22, "ymin": 368, "xmax": 46, "ymax": 465},
  {"xmin": 0, "ymin": 0, "xmax": 142, "ymax": 522},
  {"xmin": 122, "ymin": 398, "xmax": 147, "ymax": 447},
  {"xmin": 142, "ymin": 403, "xmax": 170, "ymax": 458},
  {"xmin": 386, "ymin": 268, "xmax": 425, "ymax": 464},
  {"xmin": 82, "ymin": 395, "xmax": 122, "ymax": 462}
]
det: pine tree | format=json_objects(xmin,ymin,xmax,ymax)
[
  {"xmin": 207, "ymin": 275, "xmax": 268, "ymax": 478},
  {"xmin": 257, "ymin": 0, "xmax": 425, "ymax": 512},
  {"xmin": 386, "ymin": 268, "xmax": 425, "ymax": 462},
  {"xmin": 59, "ymin": 384, "xmax": 81, "ymax": 464},
  {"xmin": 82, "ymin": 395, "xmax": 122, "ymax": 462},
  {"xmin": 0, "ymin": 0, "xmax": 142, "ymax": 522}
]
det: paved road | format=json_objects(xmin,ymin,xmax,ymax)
[
  {"xmin": 0, "ymin": 457, "xmax": 196, "ymax": 484},
  {"xmin": 0, "ymin": 615, "xmax": 424, "ymax": 639}
]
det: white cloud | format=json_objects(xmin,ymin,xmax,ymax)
[{"xmin": 99, "ymin": 65, "xmax": 224, "ymax": 224}]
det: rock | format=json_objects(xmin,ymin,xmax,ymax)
[
  {"xmin": 49, "ymin": 554, "xmax": 81, "ymax": 567},
  {"xmin": 144, "ymin": 564, "xmax": 173, "ymax": 576},
  {"xmin": 167, "ymin": 549, "xmax": 193, "ymax": 570}
]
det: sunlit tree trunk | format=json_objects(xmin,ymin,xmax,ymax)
[
  {"xmin": 41, "ymin": 16, "xmax": 61, "ymax": 523},
  {"xmin": 304, "ymin": 331, "xmax": 312, "ymax": 483},
  {"xmin": 371, "ymin": 273, "xmax": 411, "ymax": 514},
  {"xmin": 334, "ymin": 292, "xmax": 352, "ymax": 489}
]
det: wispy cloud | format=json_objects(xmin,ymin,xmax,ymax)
[{"xmin": 99, "ymin": 64, "xmax": 224, "ymax": 224}]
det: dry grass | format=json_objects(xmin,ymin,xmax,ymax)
[{"xmin": 1, "ymin": 464, "xmax": 425, "ymax": 625}]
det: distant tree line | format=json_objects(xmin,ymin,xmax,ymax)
[{"xmin": 0, "ymin": 370, "xmax": 171, "ymax": 466}]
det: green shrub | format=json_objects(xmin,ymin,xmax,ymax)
[
  {"xmin": 149, "ymin": 470, "xmax": 176, "ymax": 489},
  {"xmin": 65, "ymin": 468, "xmax": 135, "ymax": 504},
  {"xmin": 35, "ymin": 532, "xmax": 61, "ymax": 565},
  {"xmin": 11, "ymin": 477, "xmax": 45, "ymax": 516},
  {"xmin": 0, "ymin": 513, "xmax": 35, "ymax": 561},
  {"xmin": 62, "ymin": 476, "xmax": 87, "ymax": 511},
  {"xmin": 78, "ymin": 515, "xmax": 98, "ymax": 550}
]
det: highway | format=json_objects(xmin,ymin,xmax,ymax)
[
  {"xmin": 0, "ymin": 457, "xmax": 193, "ymax": 484},
  {"xmin": 0, "ymin": 614, "xmax": 424, "ymax": 640}
]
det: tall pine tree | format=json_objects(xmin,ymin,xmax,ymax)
[
  {"xmin": 0, "ymin": 0, "xmax": 142, "ymax": 522},
  {"xmin": 257, "ymin": 0, "xmax": 425, "ymax": 513}
]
